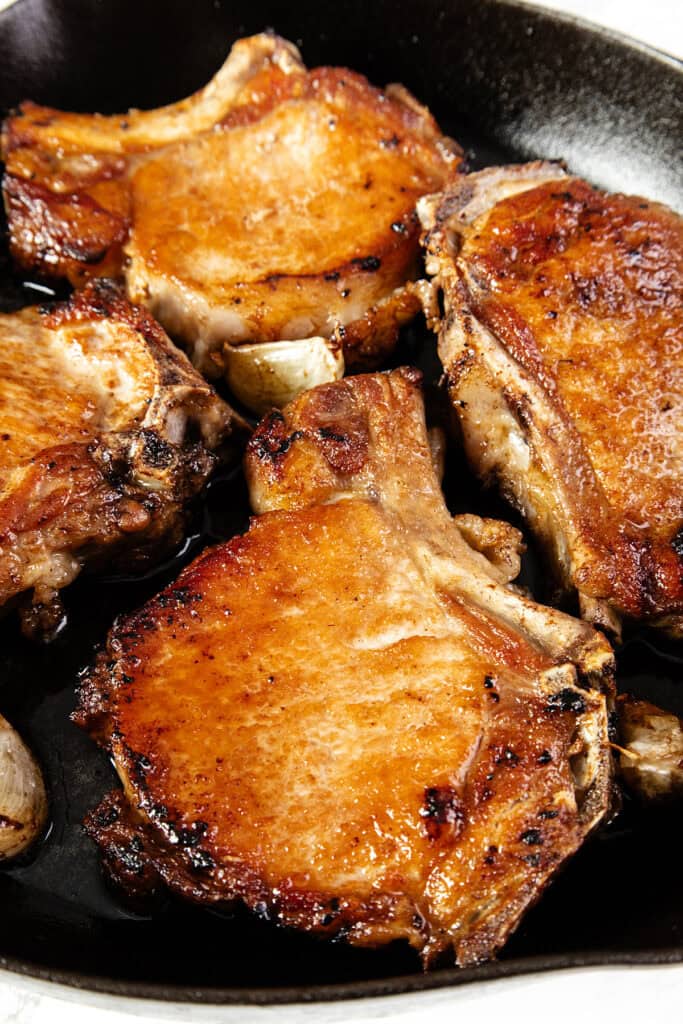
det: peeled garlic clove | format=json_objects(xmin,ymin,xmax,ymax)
[
  {"xmin": 0, "ymin": 713, "xmax": 48, "ymax": 861},
  {"xmin": 223, "ymin": 338, "xmax": 345, "ymax": 415}
]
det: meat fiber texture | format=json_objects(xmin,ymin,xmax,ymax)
[
  {"xmin": 0, "ymin": 279, "xmax": 242, "ymax": 636},
  {"xmin": 1, "ymin": 33, "xmax": 462, "ymax": 389},
  {"xmin": 419, "ymin": 163, "xmax": 683, "ymax": 637},
  {"xmin": 75, "ymin": 368, "xmax": 614, "ymax": 967}
]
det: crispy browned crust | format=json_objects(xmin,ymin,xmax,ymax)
[
  {"xmin": 0, "ymin": 279, "xmax": 244, "ymax": 636},
  {"xmin": 332, "ymin": 281, "xmax": 423, "ymax": 370},
  {"xmin": 76, "ymin": 368, "xmax": 613, "ymax": 967},
  {"xmin": 419, "ymin": 164, "xmax": 683, "ymax": 636},
  {"xmin": 1, "ymin": 172, "xmax": 130, "ymax": 284},
  {"xmin": 83, "ymin": 789, "xmax": 430, "ymax": 948},
  {"xmin": 2, "ymin": 34, "xmax": 461, "ymax": 372}
]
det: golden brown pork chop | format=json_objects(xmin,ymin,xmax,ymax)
[
  {"xmin": 0, "ymin": 280, "xmax": 241, "ymax": 637},
  {"xmin": 2, "ymin": 34, "xmax": 461, "ymax": 408},
  {"xmin": 419, "ymin": 163, "xmax": 683, "ymax": 636},
  {"xmin": 75, "ymin": 368, "xmax": 613, "ymax": 966}
]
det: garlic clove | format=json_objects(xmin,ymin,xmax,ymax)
[
  {"xmin": 617, "ymin": 694, "xmax": 683, "ymax": 801},
  {"xmin": 0, "ymin": 713, "xmax": 48, "ymax": 862},
  {"xmin": 223, "ymin": 338, "xmax": 345, "ymax": 416}
]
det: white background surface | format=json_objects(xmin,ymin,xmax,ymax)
[
  {"xmin": 0, "ymin": 0, "xmax": 681, "ymax": 1021},
  {"xmin": 0, "ymin": 0, "xmax": 680, "ymax": 53},
  {"xmin": 525, "ymin": 0, "xmax": 683, "ymax": 57}
]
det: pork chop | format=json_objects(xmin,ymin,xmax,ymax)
[
  {"xmin": 0, "ymin": 279, "xmax": 242, "ymax": 637},
  {"xmin": 75, "ymin": 368, "xmax": 613, "ymax": 966},
  {"xmin": 2, "ymin": 34, "xmax": 462, "ymax": 409},
  {"xmin": 418, "ymin": 163, "xmax": 683, "ymax": 636}
]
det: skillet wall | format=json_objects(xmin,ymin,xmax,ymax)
[{"xmin": 0, "ymin": 0, "xmax": 681, "ymax": 209}]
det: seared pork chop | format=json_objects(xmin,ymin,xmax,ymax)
[
  {"xmin": 419, "ymin": 163, "xmax": 683, "ymax": 636},
  {"xmin": 75, "ymin": 368, "xmax": 613, "ymax": 966},
  {"xmin": 2, "ymin": 34, "xmax": 461, "ymax": 410},
  {"xmin": 0, "ymin": 280, "xmax": 241, "ymax": 636}
]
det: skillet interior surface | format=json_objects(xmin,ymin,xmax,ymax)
[{"xmin": 0, "ymin": 0, "xmax": 682, "ymax": 1004}]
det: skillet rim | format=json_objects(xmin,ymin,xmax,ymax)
[
  {"xmin": 0, "ymin": 0, "xmax": 682, "ymax": 1004},
  {"xmin": 2, "ymin": 947, "xmax": 683, "ymax": 1005}
]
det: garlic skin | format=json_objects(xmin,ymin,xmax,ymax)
[
  {"xmin": 0, "ymin": 713, "xmax": 48, "ymax": 861},
  {"xmin": 617, "ymin": 695, "xmax": 683, "ymax": 801},
  {"xmin": 223, "ymin": 338, "xmax": 345, "ymax": 415}
]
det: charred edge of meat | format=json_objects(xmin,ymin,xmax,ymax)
[
  {"xmin": 249, "ymin": 412, "xmax": 304, "ymax": 463},
  {"xmin": 75, "ymin": 367, "xmax": 613, "ymax": 967},
  {"xmin": 43, "ymin": 279, "xmax": 212, "ymax": 392},
  {"xmin": 2, "ymin": 174, "xmax": 130, "ymax": 282},
  {"xmin": 0, "ymin": 280, "xmax": 244, "ymax": 636},
  {"xmin": 247, "ymin": 376, "xmax": 376, "ymax": 478},
  {"xmin": 419, "ymin": 169, "xmax": 683, "ymax": 632},
  {"xmin": 84, "ymin": 791, "xmax": 429, "ymax": 952},
  {"xmin": 340, "ymin": 285, "xmax": 423, "ymax": 369}
]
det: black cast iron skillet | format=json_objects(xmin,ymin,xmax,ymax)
[{"xmin": 0, "ymin": 0, "xmax": 682, "ymax": 1005}]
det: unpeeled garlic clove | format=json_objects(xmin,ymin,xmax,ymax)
[
  {"xmin": 223, "ymin": 338, "xmax": 345, "ymax": 415},
  {"xmin": 617, "ymin": 694, "xmax": 683, "ymax": 801},
  {"xmin": 0, "ymin": 713, "xmax": 48, "ymax": 861},
  {"xmin": 427, "ymin": 426, "xmax": 446, "ymax": 484}
]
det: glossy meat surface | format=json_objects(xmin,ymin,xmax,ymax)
[
  {"xmin": 76, "ymin": 369, "xmax": 613, "ymax": 966},
  {"xmin": 0, "ymin": 280, "xmax": 240, "ymax": 635},
  {"xmin": 419, "ymin": 164, "xmax": 683, "ymax": 635},
  {"xmin": 2, "ymin": 34, "xmax": 461, "ymax": 378}
]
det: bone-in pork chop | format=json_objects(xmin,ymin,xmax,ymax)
[
  {"xmin": 419, "ymin": 163, "xmax": 683, "ymax": 636},
  {"xmin": 0, "ymin": 280, "xmax": 241, "ymax": 636},
  {"xmin": 75, "ymin": 368, "xmax": 613, "ymax": 966},
  {"xmin": 2, "ymin": 34, "xmax": 461, "ymax": 408}
]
